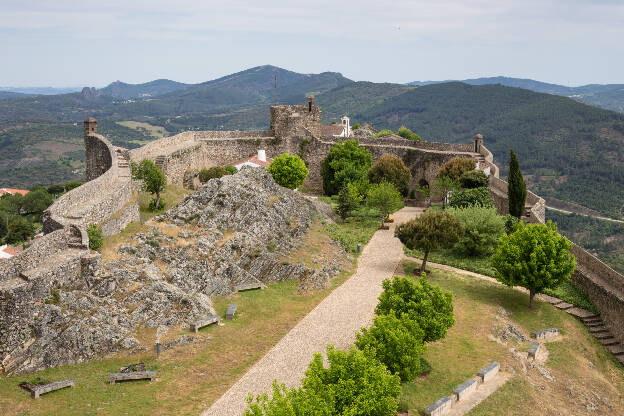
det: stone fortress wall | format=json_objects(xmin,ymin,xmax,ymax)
[{"xmin": 1, "ymin": 97, "xmax": 623, "ymax": 363}]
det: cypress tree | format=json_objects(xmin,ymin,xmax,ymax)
[{"xmin": 508, "ymin": 149, "xmax": 526, "ymax": 218}]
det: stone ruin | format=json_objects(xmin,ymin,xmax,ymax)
[{"xmin": 1, "ymin": 98, "xmax": 623, "ymax": 374}]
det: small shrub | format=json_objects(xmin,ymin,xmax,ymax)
[
  {"xmin": 267, "ymin": 153, "xmax": 309, "ymax": 190},
  {"xmin": 352, "ymin": 123, "xmax": 360, "ymax": 130},
  {"xmin": 199, "ymin": 167, "xmax": 229, "ymax": 183},
  {"xmin": 355, "ymin": 313, "xmax": 427, "ymax": 382},
  {"xmin": 448, "ymin": 207, "xmax": 505, "ymax": 256},
  {"xmin": 87, "ymin": 223, "xmax": 103, "ymax": 251},
  {"xmin": 503, "ymin": 214, "xmax": 520, "ymax": 234},
  {"xmin": 376, "ymin": 276, "xmax": 455, "ymax": 342},
  {"xmin": 44, "ymin": 288, "xmax": 60, "ymax": 305},
  {"xmin": 337, "ymin": 183, "xmax": 363, "ymax": 220},
  {"xmin": 148, "ymin": 199, "xmax": 165, "ymax": 211},
  {"xmin": 266, "ymin": 242, "xmax": 276, "ymax": 252},
  {"xmin": 376, "ymin": 129, "xmax": 394, "ymax": 138},
  {"xmin": 409, "ymin": 189, "xmax": 416, "ymax": 199},
  {"xmin": 224, "ymin": 165, "xmax": 238, "ymax": 174},
  {"xmin": 396, "ymin": 126, "xmax": 422, "ymax": 141},
  {"xmin": 448, "ymin": 187, "xmax": 494, "ymax": 209},
  {"xmin": 438, "ymin": 157, "xmax": 476, "ymax": 181},
  {"xmin": 459, "ymin": 169, "xmax": 489, "ymax": 189}
]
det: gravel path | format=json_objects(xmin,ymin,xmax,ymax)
[{"xmin": 201, "ymin": 206, "xmax": 423, "ymax": 416}]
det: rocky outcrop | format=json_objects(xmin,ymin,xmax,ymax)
[{"xmin": 0, "ymin": 167, "xmax": 348, "ymax": 374}]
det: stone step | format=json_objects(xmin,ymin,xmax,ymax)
[
  {"xmin": 585, "ymin": 321, "xmax": 605, "ymax": 328},
  {"xmin": 608, "ymin": 345, "xmax": 624, "ymax": 356},
  {"xmin": 599, "ymin": 337, "xmax": 619, "ymax": 346},
  {"xmin": 581, "ymin": 316, "xmax": 602, "ymax": 324},
  {"xmin": 589, "ymin": 326, "xmax": 610, "ymax": 334},
  {"xmin": 566, "ymin": 307, "xmax": 597, "ymax": 319},
  {"xmin": 553, "ymin": 301, "xmax": 574, "ymax": 310},
  {"xmin": 595, "ymin": 332, "xmax": 614, "ymax": 340}
]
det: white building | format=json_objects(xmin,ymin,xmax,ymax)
[{"xmin": 231, "ymin": 150, "xmax": 273, "ymax": 170}]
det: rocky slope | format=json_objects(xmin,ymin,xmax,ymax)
[{"xmin": 1, "ymin": 167, "xmax": 349, "ymax": 374}]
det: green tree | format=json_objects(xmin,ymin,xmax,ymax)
[
  {"xmin": 491, "ymin": 221, "xmax": 576, "ymax": 308},
  {"xmin": 395, "ymin": 210, "xmax": 463, "ymax": 273},
  {"xmin": 396, "ymin": 126, "xmax": 422, "ymax": 141},
  {"xmin": 367, "ymin": 182, "xmax": 403, "ymax": 220},
  {"xmin": 245, "ymin": 346, "xmax": 401, "ymax": 416},
  {"xmin": 133, "ymin": 159, "xmax": 167, "ymax": 210},
  {"xmin": 508, "ymin": 149, "xmax": 527, "ymax": 218},
  {"xmin": 87, "ymin": 223, "xmax": 103, "ymax": 251},
  {"xmin": 459, "ymin": 170, "xmax": 489, "ymax": 189},
  {"xmin": 355, "ymin": 313, "xmax": 427, "ymax": 382},
  {"xmin": 267, "ymin": 153, "xmax": 309, "ymax": 190},
  {"xmin": 337, "ymin": 183, "xmax": 362, "ymax": 220},
  {"xmin": 64, "ymin": 181, "xmax": 83, "ymax": 191},
  {"xmin": 0, "ymin": 212, "xmax": 8, "ymax": 242},
  {"xmin": 437, "ymin": 158, "xmax": 476, "ymax": 181},
  {"xmin": 448, "ymin": 187, "xmax": 494, "ymax": 209},
  {"xmin": 0, "ymin": 193, "xmax": 24, "ymax": 215},
  {"xmin": 448, "ymin": 207, "xmax": 505, "ymax": 256},
  {"xmin": 46, "ymin": 184, "xmax": 65, "ymax": 196},
  {"xmin": 199, "ymin": 166, "xmax": 230, "ymax": 183},
  {"xmin": 21, "ymin": 188, "xmax": 54, "ymax": 218},
  {"xmin": 321, "ymin": 140, "xmax": 373, "ymax": 195},
  {"xmin": 5, "ymin": 216, "xmax": 34, "ymax": 245},
  {"xmin": 367, "ymin": 154, "xmax": 412, "ymax": 195},
  {"xmin": 375, "ymin": 276, "xmax": 455, "ymax": 343},
  {"xmin": 432, "ymin": 176, "xmax": 460, "ymax": 208}
]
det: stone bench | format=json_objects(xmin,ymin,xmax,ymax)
[
  {"xmin": 226, "ymin": 304, "xmax": 237, "ymax": 320},
  {"xmin": 190, "ymin": 315, "xmax": 220, "ymax": 333},
  {"xmin": 477, "ymin": 361, "xmax": 500, "ymax": 383},
  {"xmin": 424, "ymin": 396, "xmax": 452, "ymax": 416},
  {"xmin": 29, "ymin": 378, "xmax": 75, "ymax": 399},
  {"xmin": 235, "ymin": 282, "xmax": 265, "ymax": 292},
  {"xmin": 452, "ymin": 378, "xmax": 477, "ymax": 402},
  {"xmin": 531, "ymin": 327, "xmax": 559, "ymax": 340},
  {"xmin": 528, "ymin": 342, "xmax": 542, "ymax": 360},
  {"xmin": 109, "ymin": 371, "xmax": 156, "ymax": 384}
]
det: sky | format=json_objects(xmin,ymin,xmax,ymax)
[{"xmin": 1, "ymin": 0, "xmax": 623, "ymax": 87}]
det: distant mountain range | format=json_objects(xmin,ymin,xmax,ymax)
[
  {"xmin": 408, "ymin": 77, "xmax": 624, "ymax": 113},
  {"xmin": 0, "ymin": 86, "xmax": 82, "ymax": 95}
]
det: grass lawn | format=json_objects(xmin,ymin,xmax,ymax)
[
  {"xmin": 398, "ymin": 260, "xmax": 624, "ymax": 415},
  {"xmin": 405, "ymin": 247, "xmax": 598, "ymax": 313}
]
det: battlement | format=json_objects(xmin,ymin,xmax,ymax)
[{"xmin": 270, "ymin": 96, "xmax": 322, "ymax": 139}]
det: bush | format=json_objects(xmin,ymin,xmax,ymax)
[
  {"xmin": 448, "ymin": 207, "xmax": 505, "ymax": 256},
  {"xmin": 459, "ymin": 170, "xmax": 489, "ymax": 189},
  {"xmin": 448, "ymin": 187, "xmax": 494, "ymax": 209},
  {"xmin": 321, "ymin": 140, "xmax": 372, "ymax": 195},
  {"xmin": 438, "ymin": 157, "xmax": 476, "ymax": 181},
  {"xmin": 376, "ymin": 276, "xmax": 455, "ymax": 342},
  {"xmin": 491, "ymin": 221, "xmax": 576, "ymax": 308},
  {"xmin": 224, "ymin": 165, "xmax": 238, "ymax": 174},
  {"xmin": 367, "ymin": 182, "xmax": 403, "ymax": 219},
  {"xmin": 409, "ymin": 189, "xmax": 416, "ymax": 199},
  {"xmin": 396, "ymin": 126, "xmax": 422, "ymax": 141},
  {"xmin": 355, "ymin": 313, "xmax": 427, "ymax": 382},
  {"xmin": 376, "ymin": 129, "xmax": 394, "ymax": 138},
  {"xmin": 337, "ymin": 183, "xmax": 363, "ymax": 220},
  {"xmin": 199, "ymin": 166, "xmax": 229, "ymax": 183},
  {"xmin": 64, "ymin": 181, "xmax": 83, "ymax": 191},
  {"xmin": 368, "ymin": 154, "xmax": 412, "ymax": 195},
  {"xmin": 503, "ymin": 214, "xmax": 520, "ymax": 234},
  {"xmin": 245, "ymin": 346, "xmax": 401, "ymax": 416},
  {"xmin": 267, "ymin": 153, "xmax": 309, "ymax": 189},
  {"xmin": 352, "ymin": 123, "xmax": 360, "ymax": 130},
  {"xmin": 87, "ymin": 223, "xmax": 103, "ymax": 250},
  {"xmin": 395, "ymin": 209, "xmax": 463, "ymax": 273}
]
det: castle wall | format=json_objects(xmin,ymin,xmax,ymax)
[{"xmin": 85, "ymin": 133, "xmax": 113, "ymax": 181}]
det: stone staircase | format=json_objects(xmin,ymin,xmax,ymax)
[
  {"xmin": 115, "ymin": 148, "xmax": 131, "ymax": 178},
  {"xmin": 154, "ymin": 155, "xmax": 167, "ymax": 171}
]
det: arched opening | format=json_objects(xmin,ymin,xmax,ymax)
[{"xmin": 418, "ymin": 179, "xmax": 429, "ymax": 188}]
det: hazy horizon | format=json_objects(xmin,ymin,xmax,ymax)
[{"xmin": 1, "ymin": 1, "xmax": 623, "ymax": 87}]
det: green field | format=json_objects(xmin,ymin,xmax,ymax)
[{"xmin": 117, "ymin": 121, "xmax": 169, "ymax": 139}]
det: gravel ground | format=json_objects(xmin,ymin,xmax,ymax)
[{"xmin": 201, "ymin": 206, "xmax": 424, "ymax": 416}]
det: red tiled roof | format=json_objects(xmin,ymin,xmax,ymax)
[
  {"xmin": 0, "ymin": 188, "xmax": 29, "ymax": 196},
  {"xmin": 2, "ymin": 246, "xmax": 20, "ymax": 256},
  {"xmin": 321, "ymin": 124, "xmax": 345, "ymax": 136},
  {"xmin": 232, "ymin": 154, "xmax": 273, "ymax": 168}
]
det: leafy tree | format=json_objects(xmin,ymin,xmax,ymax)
[
  {"xmin": 459, "ymin": 170, "xmax": 489, "ymax": 189},
  {"xmin": 199, "ymin": 166, "xmax": 230, "ymax": 183},
  {"xmin": 133, "ymin": 159, "xmax": 167, "ymax": 210},
  {"xmin": 438, "ymin": 158, "xmax": 476, "ymax": 181},
  {"xmin": 352, "ymin": 123, "xmax": 360, "ymax": 130},
  {"xmin": 367, "ymin": 182, "xmax": 403, "ymax": 220},
  {"xmin": 64, "ymin": 181, "xmax": 83, "ymax": 191},
  {"xmin": 508, "ymin": 149, "xmax": 527, "ymax": 218},
  {"xmin": 355, "ymin": 313, "xmax": 427, "ymax": 382},
  {"xmin": 395, "ymin": 210, "xmax": 463, "ymax": 273},
  {"xmin": 87, "ymin": 223, "xmax": 103, "ymax": 251},
  {"xmin": 337, "ymin": 183, "xmax": 362, "ymax": 220},
  {"xmin": 448, "ymin": 207, "xmax": 505, "ymax": 256},
  {"xmin": 432, "ymin": 176, "xmax": 460, "ymax": 208},
  {"xmin": 21, "ymin": 189, "xmax": 54, "ymax": 218},
  {"xmin": 375, "ymin": 276, "xmax": 455, "ymax": 343},
  {"xmin": 5, "ymin": 216, "xmax": 34, "ymax": 245},
  {"xmin": 376, "ymin": 129, "xmax": 394, "ymax": 138},
  {"xmin": 321, "ymin": 140, "xmax": 373, "ymax": 195},
  {"xmin": 0, "ymin": 193, "xmax": 24, "ymax": 215},
  {"xmin": 245, "ymin": 346, "xmax": 401, "ymax": 416},
  {"xmin": 267, "ymin": 153, "xmax": 309, "ymax": 190},
  {"xmin": 491, "ymin": 221, "xmax": 576, "ymax": 308},
  {"xmin": 396, "ymin": 126, "xmax": 422, "ymax": 141},
  {"xmin": 47, "ymin": 184, "xmax": 65, "ymax": 196},
  {"xmin": 224, "ymin": 165, "xmax": 238, "ymax": 174},
  {"xmin": 448, "ymin": 187, "xmax": 494, "ymax": 209},
  {"xmin": 367, "ymin": 154, "xmax": 412, "ymax": 195}
]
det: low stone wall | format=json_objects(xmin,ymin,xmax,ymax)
[{"xmin": 0, "ymin": 230, "xmax": 67, "ymax": 281}]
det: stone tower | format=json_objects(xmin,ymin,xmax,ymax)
[
  {"xmin": 473, "ymin": 133, "xmax": 484, "ymax": 153},
  {"xmin": 84, "ymin": 117, "xmax": 97, "ymax": 138},
  {"xmin": 84, "ymin": 117, "xmax": 112, "ymax": 181}
]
